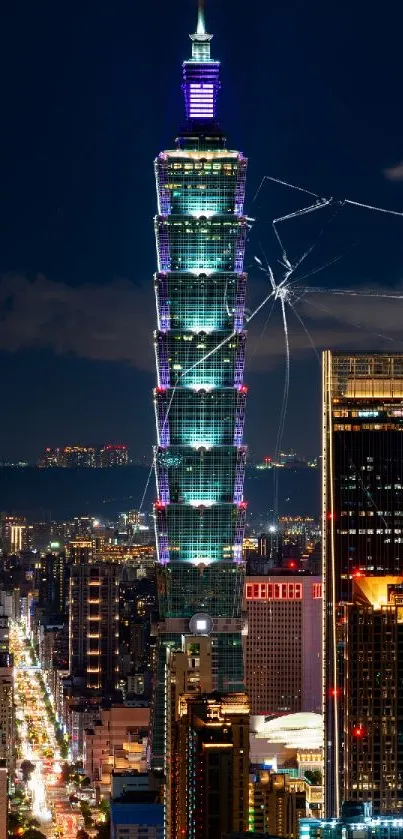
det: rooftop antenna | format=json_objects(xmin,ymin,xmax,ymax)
[{"xmin": 197, "ymin": 0, "xmax": 206, "ymax": 35}]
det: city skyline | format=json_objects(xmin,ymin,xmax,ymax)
[
  {"xmin": 3, "ymin": 3, "xmax": 403, "ymax": 837},
  {"xmin": 1, "ymin": 1, "xmax": 403, "ymax": 461}
]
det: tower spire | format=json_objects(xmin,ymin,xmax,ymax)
[{"xmin": 197, "ymin": 0, "xmax": 206, "ymax": 35}]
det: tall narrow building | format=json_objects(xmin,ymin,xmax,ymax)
[
  {"xmin": 323, "ymin": 351, "xmax": 403, "ymax": 816},
  {"xmin": 151, "ymin": 2, "xmax": 248, "ymax": 768},
  {"xmin": 69, "ymin": 560, "xmax": 119, "ymax": 693}
]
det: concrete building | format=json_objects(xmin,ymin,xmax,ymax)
[
  {"xmin": 110, "ymin": 771, "xmax": 163, "ymax": 839},
  {"xmin": 244, "ymin": 576, "xmax": 322, "ymax": 715},
  {"xmin": 83, "ymin": 704, "xmax": 150, "ymax": 796}
]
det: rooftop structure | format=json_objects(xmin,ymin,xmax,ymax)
[{"xmin": 300, "ymin": 801, "xmax": 403, "ymax": 839}]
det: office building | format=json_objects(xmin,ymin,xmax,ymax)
[
  {"xmin": 323, "ymin": 352, "xmax": 403, "ymax": 816},
  {"xmin": 151, "ymin": 0, "xmax": 249, "ymax": 769},
  {"xmin": 244, "ymin": 576, "xmax": 322, "ymax": 715},
  {"xmin": 174, "ymin": 691, "xmax": 249, "ymax": 837},
  {"xmin": 342, "ymin": 577, "xmax": 403, "ymax": 813},
  {"xmin": 249, "ymin": 771, "xmax": 307, "ymax": 838},
  {"xmin": 69, "ymin": 560, "xmax": 119, "ymax": 692}
]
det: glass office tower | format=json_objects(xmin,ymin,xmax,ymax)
[
  {"xmin": 150, "ymin": 4, "xmax": 248, "ymax": 768},
  {"xmin": 323, "ymin": 352, "xmax": 403, "ymax": 816}
]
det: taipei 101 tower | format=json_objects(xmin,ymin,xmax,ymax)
[{"xmin": 151, "ymin": 0, "xmax": 249, "ymax": 767}]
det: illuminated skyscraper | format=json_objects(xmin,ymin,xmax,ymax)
[
  {"xmin": 323, "ymin": 352, "xmax": 403, "ymax": 816},
  {"xmin": 151, "ymin": 2, "xmax": 248, "ymax": 767},
  {"xmin": 244, "ymin": 575, "xmax": 322, "ymax": 716}
]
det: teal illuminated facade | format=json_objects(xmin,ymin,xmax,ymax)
[{"xmin": 151, "ymin": 4, "xmax": 248, "ymax": 768}]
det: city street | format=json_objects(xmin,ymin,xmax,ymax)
[{"xmin": 10, "ymin": 623, "xmax": 81, "ymax": 839}]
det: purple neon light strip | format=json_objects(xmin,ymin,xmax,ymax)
[
  {"xmin": 157, "ymin": 337, "xmax": 170, "ymax": 388},
  {"xmin": 155, "ymin": 158, "xmax": 171, "ymax": 216},
  {"xmin": 156, "ymin": 396, "xmax": 170, "ymax": 447},
  {"xmin": 233, "ymin": 457, "xmax": 246, "ymax": 503},
  {"xmin": 156, "ymin": 522, "xmax": 169, "ymax": 565},
  {"xmin": 157, "ymin": 467, "xmax": 170, "ymax": 504},
  {"xmin": 233, "ymin": 394, "xmax": 246, "ymax": 446},
  {"xmin": 157, "ymin": 222, "xmax": 171, "ymax": 272},
  {"xmin": 156, "ymin": 275, "xmax": 170, "ymax": 332},
  {"xmin": 234, "ymin": 275, "xmax": 246, "ymax": 331}
]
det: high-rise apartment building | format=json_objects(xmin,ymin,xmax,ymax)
[
  {"xmin": 69, "ymin": 560, "xmax": 119, "ymax": 692},
  {"xmin": 323, "ymin": 352, "xmax": 403, "ymax": 816},
  {"xmin": 38, "ymin": 444, "xmax": 129, "ymax": 468},
  {"xmin": 98, "ymin": 444, "xmax": 129, "ymax": 468},
  {"xmin": 151, "ymin": 1, "xmax": 248, "ymax": 768},
  {"xmin": 35, "ymin": 551, "xmax": 68, "ymax": 618},
  {"xmin": 67, "ymin": 539, "xmax": 94, "ymax": 565},
  {"xmin": 0, "ymin": 514, "xmax": 28, "ymax": 554},
  {"xmin": 244, "ymin": 576, "xmax": 322, "ymax": 716}
]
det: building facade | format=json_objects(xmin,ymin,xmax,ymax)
[
  {"xmin": 175, "ymin": 691, "xmax": 250, "ymax": 837},
  {"xmin": 151, "ymin": 3, "xmax": 248, "ymax": 767},
  {"xmin": 69, "ymin": 560, "xmax": 119, "ymax": 692},
  {"xmin": 84, "ymin": 704, "xmax": 150, "ymax": 797},
  {"xmin": 249, "ymin": 771, "xmax": 307, "ymax": 838},
  {"xmin": 0, "ymin": 653, "xmax": 14, "ymax": 775},
  {"xmin": 323, "ymin": 352, "xmax": 403, "ymax": 816},
  {"xmin": 244, "ymin": 576, "xmax": 322, "ymax": 716},
  {"xmin": 343, "ymin": 578, "xmax": 403, "ymax": 813},
  {"xmin": 111, "ymin": 772, "xmax": 163, "ymax": 839}
]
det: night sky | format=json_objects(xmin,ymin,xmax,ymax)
[{"xmin": 1, "ymin": 0, "xmax": 403, "ymax": 462}]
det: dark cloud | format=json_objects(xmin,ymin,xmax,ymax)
[
  {"xmin": 248, "ymin": 286, "xmax": 403, "ymax": 371},
  {"xmin": 0, "ymin": 274, "xmax": 402, "ymax": 373},
  {"xmin": 383, "ymin": 162, "xmax": 403, "ymax": 181},
  {"xmin": 0, "ymin": 273, "xmax": 155, "ymax": 369}
]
